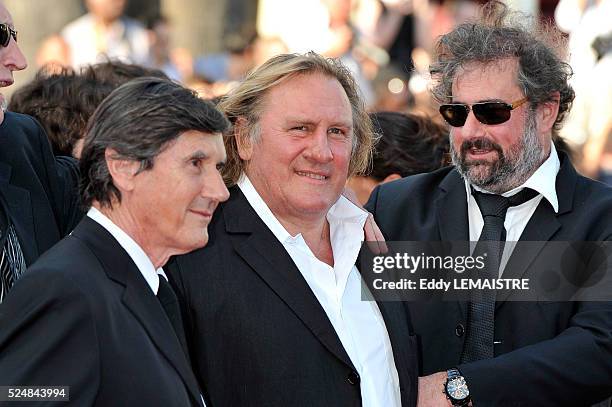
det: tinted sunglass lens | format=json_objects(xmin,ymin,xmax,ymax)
[
  {"xmin": 440, "ymin": 105, "xmax": 468, "ymax": 127},
  {"xmin": 0, "ymin": 25, "xmax": 9, "ymax": 47},
  {"xmin": 473, "ymin": 103, "xmax": 511, "ymax": 125}
]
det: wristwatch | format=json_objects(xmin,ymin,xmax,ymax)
[{"xmin": 444, "ymin": 368, "xmax": 471, "ymax": 406}]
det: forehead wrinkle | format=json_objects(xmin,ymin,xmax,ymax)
[{"xmin": 452, "ymin": 61, "xmax": 523, "ymax": 103}]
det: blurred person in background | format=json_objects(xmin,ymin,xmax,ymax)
[
  {"xmin": 9, "ymin": 67, "xmax": 114, "ymax": 158},
  {"xmin": 35, "ymin": 34, "xmax": 71, "ymax": 71},
  {"xmin": 145, "ymin": 15, "xmax": 183, "ymax": 82},
  {"xmin": 10, "ymin": 61, "xmax": 168, "ymax": 159},
  {"xmin": 258, "ymin": 0, "xmax": 374, "ymax": 106},
  {"xmin": 193, "ymin": 33, "xmax": 256, "ymax": 84},
  {"xmin": 80, "ymin": 58, "xmax": 168, "ymax": 87},
  {"xmin": 555, "ymin": 0, "xmax": 612, "ymax": 164},
  {"xmin": 347, "ymin": 111, "xmax": 449, "ymax": 204},
  {"xmin": 580, "ymin": 30, "xmax": 612, "ymax": 185},
  {"xmin": 60, "ymin": 0, "xmax": 150, "ymax": 68},
  {"xmin": 369, "ymin": 65, "xmax": 414, "ymax": 112}
]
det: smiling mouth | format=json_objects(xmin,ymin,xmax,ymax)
[
  {"xmin": 190, "ymin": 209, "xmax": 212, "ymax": 219},
  {"xmin": 296, "ymin": 171, "xmax": 328, "ymax": 181}
]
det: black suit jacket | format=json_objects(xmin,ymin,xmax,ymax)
[
  {"xmin": 168, "ymin": 187, "xmax": 418, "ymax": 407},
  {"xmin": 366, "ymin": 152, "xmax": 612, "ymax": 406},
  {"xmin": 0, "ymin": 217, "xmax": 204, "ymax": 406},
  {"xmin": 0, "ymin": 111, "xmax": 80, "ymax": 265}
]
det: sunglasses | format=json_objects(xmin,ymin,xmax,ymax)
[
  {"xmin": 0, "ymin": 23, "xmax": 17, "ymax": 48},
  {"xmin": 439, "ymin": 97, "xmax": 528, "ymax": 127}
]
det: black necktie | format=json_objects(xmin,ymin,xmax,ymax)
[
  {"xmin": 157, "ymin": 275, "xmax": 189, "ymax": 358},
  {"xmin": 460, "ymin": 187, "xmax": 538, "ymax": 363}
]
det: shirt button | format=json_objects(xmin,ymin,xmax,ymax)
[
  {"xmin": 347, "ymin": 371, "xmax": 360, "ymax": 385},
  {"xmin": 455, "ymin": 324, "xmax": 465, "ymax": 337}
]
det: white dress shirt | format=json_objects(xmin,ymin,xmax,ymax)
[
  {"xmin": 87, "ymin": 207, "xmax": 207, "ymax": 406},
  {"xmin": 239, "ymin": 175, "xmax": 401, "ymax": 407},
  {"xmin": 466, "ymin": 141, "xmax": 561, "ymax": 274},
  {"xmin": 87, "ymin": 207, "xmax": 167, "ymax": 295}
]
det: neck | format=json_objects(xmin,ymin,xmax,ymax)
[
  {"xmin": 274, "ymin": 210, "xmax": 334, "ymax": 266},
  {"xmin": 95, "ymin": 202, "xmax": 170, "ymax": 268},
  {"xmin": 93, "ymin": 15, "xmax": 118, "ymax": 29}
]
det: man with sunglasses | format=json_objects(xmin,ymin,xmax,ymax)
[
  {"xmin": 0, "ymin": 1, "xmax": 80, "ymax": 303},
  {"xmin": 366, "ymin": 1, "xmax": 612, "ymax": 406}
]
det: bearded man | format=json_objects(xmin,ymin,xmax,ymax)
[{"xmin": 365, "ymin": 1, "xmax": 612, "ymax": 406}]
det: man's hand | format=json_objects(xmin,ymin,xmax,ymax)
[
  {"xmin": 418, "ymin": 372, "xmax": 452, "ymax": 407},
  {"xmin": 342, "ymin": 186, "xmax": 388, "ymax": 254}
]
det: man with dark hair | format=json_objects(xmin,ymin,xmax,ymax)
[
  {"xmin": 347, "ymin": 111, "xmax": 449, "ymax": 204},
  {"xmin": 0, "ymin": 77, "xmax": 230, "ymax": 405},
  {"xmin": 169, "ymin": 52, "xmax": 418, "ymax": 407},
  {"xmin": 0, "ymin": 1, "xmax": 80, "ymax": 303},
  {"xmin": 366, "ymin": 1, "xmax": 612, "ymax": 406}
]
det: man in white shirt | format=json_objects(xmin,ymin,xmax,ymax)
[
  {"xmin": 169, "ymin": 52, "xmax": 418, "ymax": 407},
  {"xmin": 366, "ymin": 1, "xmax": 612, "ymax": 406},
  {"xmin": 0, "ymin": 77, "xmax": 229, "ymax": 406}
]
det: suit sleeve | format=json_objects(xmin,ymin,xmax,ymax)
[
  {"xmin": 0, "ymin": 270, "xmax": 100, "ymax": 405},
  {"xmin": 459, "ymin": 300, "xmax": 612, "ymax": 406},
  {"xmin": 30, "ymin": 116, "xmax": 83, "ymax": 235},
  {"xmin": 364, "ymin": 184, "xmax": 381, "ymax": 216}
]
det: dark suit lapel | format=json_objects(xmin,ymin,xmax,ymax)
[
  {"xmin": 436, "ymin": 170, "xmax": 470, "ymax": 243},
  {"xmin": 496, "ymin": 152, "xmax": 573, "ymax": 306},
  {"xmin": 0, "ymin": 162, "xmax": 38, "ymax": 264},
  {"xmin": 436, "ymin": 170, "xmax": 470, "ymax": 318},
  {"xmin": 224, "ymin": 189, "xmax": 355, "ymax": 370},
  {"xmin": 73, "ymin": 217, "xmax": 203, "ymax": 406},
  {"xmin": 375, "ymin": 300, "xmax": 417, "ymax": 398}
]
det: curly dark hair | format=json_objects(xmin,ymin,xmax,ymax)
[
  {"xmin": 80, "ymin": 59, "xmax": 169, "ymax": 87},
  {"xmin": 9, "ymin": 67, "xmax": 115, "ymax": 157},
  {"xmin": 369, "ymin": 111, "xmax": 449, "ymax": 180},
  {"xmin": 429, "ymin": 0, "xmax": 575, "ymax": 136}
]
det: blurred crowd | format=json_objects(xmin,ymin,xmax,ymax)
[{"xmin": 11, "ymin": 0, "xmax": 612, "ymax": 185}]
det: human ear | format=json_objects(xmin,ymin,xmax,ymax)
[
  {"xmin": 235, "ymin": 117, "xmax": 254, "ymax": 161},
  {"xmin": 105, "ymin": 148, "xmax": 141, "ymax": 192}
]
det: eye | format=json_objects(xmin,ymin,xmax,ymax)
[
  {"xmin": 328, "ymin": 127, "xmax": 344, "ymax": 135},
  {"xmin": 190, "ymin": 158, "xmax": 202, "ymax": 168},
  {"xmin": 290, "ymin": 125, "xmax": 308, "ymax": 131},
  {"xmin": 216, "ymin": 162, "xmax": 225, "ymax": 171}
]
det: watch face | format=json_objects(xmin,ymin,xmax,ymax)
[{"xmin": 447, "ymin": 376, "xmax": 470, "ymax": 400}]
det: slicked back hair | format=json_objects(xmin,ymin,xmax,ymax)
[{"xmin": 80, "ymin": 77, "xmax": 230, "ymax": 208}]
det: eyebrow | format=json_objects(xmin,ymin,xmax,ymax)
[
  {"xmin": 187, "ymin": 150, "xmax": 226, "ymax": 165},
  {"xmin": 186, "ymin": 151, "xmax": 208, "ymax": 161},
  {"xmin": 284, "ymin": 118, "xmax": 353, "ymax": 128},
  {"xmin": 451, "ymin": 98, "xmax": 508, "ymax": 104}
]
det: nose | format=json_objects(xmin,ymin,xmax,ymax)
[
  {"xmin": 459, "ymin": 108, "xmax": 486, "ymax": 139},
  {"xmin": 2, "ymin": 37, "xmax": 27, "ymax": 72},
  {"xmin": 304, "ymin": 128, "xmax": 333, "ymax": 163},
  {"xmin": 202, "ymin": 169, "xmax": 230, "ymax": 204}
]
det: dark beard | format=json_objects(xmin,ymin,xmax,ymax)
[{"xmin": 450, "ymin": 111, "xmax": 544, "ymax": 193}]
